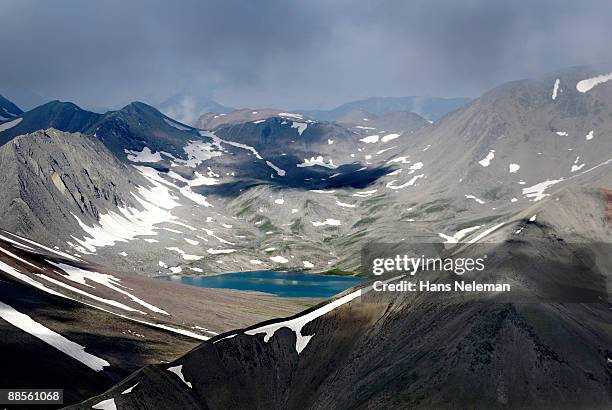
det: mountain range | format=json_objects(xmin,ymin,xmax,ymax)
[
  {"xmin": 299, "ymin": 95, "xmax": 471, "ymax": 122},
  {"xmin": 0, "ymin": 64, "xmax": 611, "ymax": 408}
]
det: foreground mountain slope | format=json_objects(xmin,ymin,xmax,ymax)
[
  {"xmin": 70, "ymin": 171, "xmax": 612, "ymax": 409},
  {"xmin": 0, "ymin": 228, "xmax": 313, "ymax": 406}
]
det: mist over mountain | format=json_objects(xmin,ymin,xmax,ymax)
[
  {"xmin": 300, "ymin": 96, "xmax": 471, "ymax": 122},
  {"xmin": 158, "ymin": 94, "xmax": 233, "ymax": 126}
]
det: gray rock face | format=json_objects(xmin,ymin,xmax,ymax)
[
  {"xmin": 0, "ymin": 129, "xmax": 147, "ymax": 246},
  {"xmin": 62, "ymin": 65, "xmax": 612, "ymax": 409}
]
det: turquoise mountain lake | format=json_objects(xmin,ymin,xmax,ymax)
[{"xmin": 160, "ymin": 270, "xmax": 362, "ymax": 298}]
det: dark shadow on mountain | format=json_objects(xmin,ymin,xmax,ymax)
[{"xmin": 194, "ymin": 162, "xmax": 396, "ymax": 198}]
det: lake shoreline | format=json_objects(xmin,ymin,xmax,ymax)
[{"xmin": 157, "ymin": 270, "xmax": 362, "ymax": 298}]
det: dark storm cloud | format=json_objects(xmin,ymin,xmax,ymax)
[{"xmin": 1, "ymin": 0, "xmax": 611, "ymax": 111}]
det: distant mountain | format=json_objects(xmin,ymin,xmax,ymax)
[
  {"xmin": 90, "ymin": 101, "xmax": 198, "ymax": 158},
  {"xmin": 336, "ymin": 108, "xmax": 430, "ymax": 132},
  {"xmin": 300, "ymin": 96, "xmax": 471, "ymax": 122},
  {"xmin": 158, "ymin": 94, "xmax": 233, "ymax": 126},
  {"xmin": 0, "ymin": 94, "xmax": 22, "ymax": 121},
  {"xmin": 0, "ymin": 100, "xmax": 101, "ymax": 145},
  {"xmin": 0, "ymin": 87, "xmax": 48, "ymax": 111},
  {"xmin": 195, "ymin": 108, "xmax": 283, "ymax": 129}
]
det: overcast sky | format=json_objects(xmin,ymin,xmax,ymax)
[{"xmin": 1, "ymin": 0, "xmax": 611, "ymax": 112}]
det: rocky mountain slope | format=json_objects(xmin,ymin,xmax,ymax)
[
  {"xmin": 64, "ymin": 65, "xmax": 612, "ymax": 409},
  {"xmin": 2, "ymin": 66, "xmax": 612, "ymax": 279},
  {"xmin": 70, "ymin": 176, "xmax": 612, "ymax": 409},
  {"xmin": 0, "ymin": 228, "xmax": 311, "ymax": 407}
]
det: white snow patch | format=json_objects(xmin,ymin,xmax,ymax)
[
  {"xmin": 207, "ymin": 248, "xmax": 237, "ymax": 255},
  {"xmin": 266, "ymin": 161, "xmax": 286, "ymax": 176},
  {"xmin": 387, "ymin": 156, "xmax": 410, "ymax": 164},
  {"xmin": 381, "ymin": 133, "xmax": 400, "ymax": 142},
  {"xmin": 478, "ymin": 150, "xmax": 495, "ymax": 167},
  {"xmin": 244, "ymin": 275, "xmax": 402, "ymax": 355},
  {"xmin": 556, "ymin": 131, "xmax": 568, "ymax": 136},
  {"xmin": 522, "ymin": 179, "xmax": 564, "ymax": 201},
  {"xmin": 352, "ymin": 189, "xmax": 377, "ymax": 197},
  {"xmin": 327, "ymin": 139, "xmax": 334, "ymax": 145},
  {"xmin": 184, "ymin": 238, "xmax": 199, "ymax": 245},
  {"xmin": 407, "ymin": 162, "xmax": 423, "ymax": 174},
  {"xmin": 92, "ymin": 398, "xmax": 117, "ymax": 410},
  {"xmin": 48, "ymin": 261, "xmax": 169, "ymax": 315},
  {"xmin": 360, "ymin": 135, "xmax": 379, "ymax": 143},
  {"xmin": 297, "ymin": 156, "xmax": 336, "ymax": 169},
  {"xmin": 571, "ymin": 163, "xmax": 585, "ymax": 172},
  {"xmin": 467, "ymin": 223, "xmax": 506, "ymax": 244},
  {"xmin": 250, "ymin": 259, "xmax": 263, "ymax": 265},
  {"xmin": 386, "ymin": 174, "xmax": 425, "ymax": 189},
  {"xmin": 0, "ymin": 117, "xmax": 22, "ymax": 133},
  {"xmin": 509, "ymin": 163, "xmax": 520, "ymax": 173},
  {"xmin": 576, "ymin": 72, "xmax": 612, "ymax": 93},
  {"xmin": 274, "ymin": 198, "xmax": 285, "ymax": 205},
  {"xmin": 291, "ymin": 122, "xmax": 308, "ymax": 135},
  {"xmin": 335, "ymin": 200, "xmax": 356, "ymax": 208},
  {"xmin": 122, "ymin": 382, "xmax": 139, "ymax": 395},
  {"xmin": 551, "ymin": 78, "xmax": 560, "ymax": 100},
  {"xmin": 175, "ymin": 140, "xmax": 223, "ymax": 168},
  {"xmin": 270, "ymin": 256, "xmax": 289, "ymax": 263},
  {"xmin": 278, "ymin": 112, "xmax": 303, "ymax": 120},
  {"xmin": 166, "ymin": 247, "xmax": 203, "ymax": 261},
  {"xmin": 311, "ymin": 219, "xmax": 341, "ymax": 227},
  {"xmin": 167, "ymin": 365, "xmax": 192, "ymax": 388},
  {"xmin": 465, "ymin": 194, "xmax": 485, "ymax": 204},
  {"xmin": 201, "ymin": 228, "xmax": 235, "ymax": 245},
  {"xmin": 125, "ymin": 147, "xmax": 162, "ymax": 163},
  {"xmin": 438, "ymin": 225, "xmax": 482, "ymax": 244},
  {"xmin": 0, "ymin": 300, "xmax": 110, "ymax": 371},
  {"xmin": 586, "ymin": 130, "xmax": 594, "ymax": 140},
  {"xmin": 303, "ymin": 261, "xmax": 314, "ymax": 268}
]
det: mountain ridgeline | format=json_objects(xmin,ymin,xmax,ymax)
[{"xmin": 0, "ymin": 65, "xmax": 611, "ymax": 408}]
